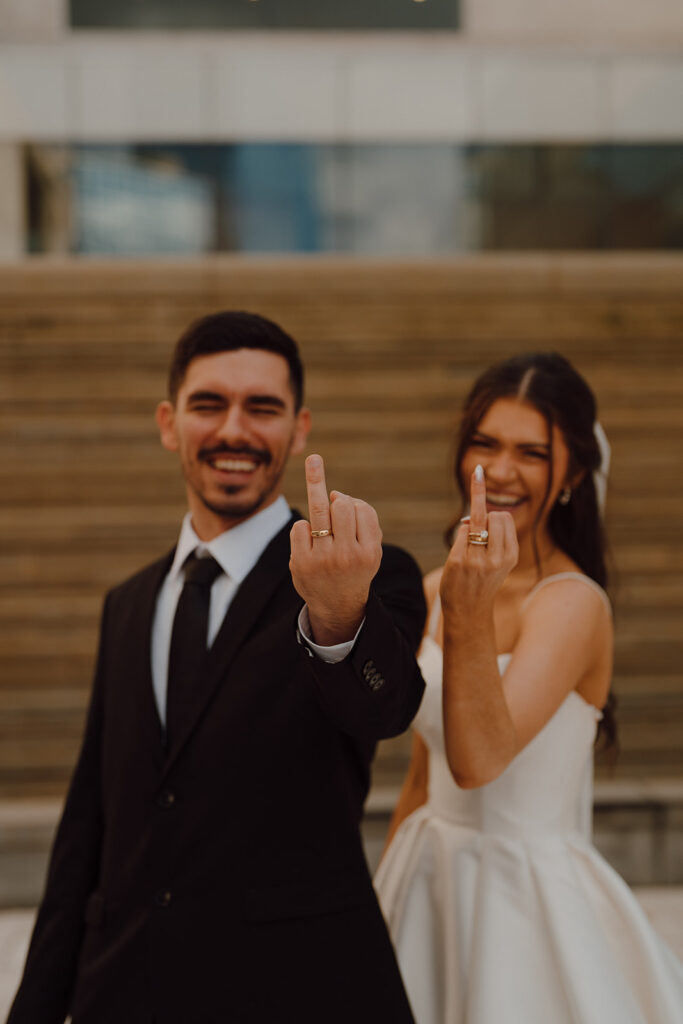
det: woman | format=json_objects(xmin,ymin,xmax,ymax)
[{"xmin": 375, "ymin": 353, "xmax": 683, "ymax": 1023}]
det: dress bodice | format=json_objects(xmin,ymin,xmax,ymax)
[{"xmin": 415, "ymin": 576, "xmax": 605, "ymax": 841}]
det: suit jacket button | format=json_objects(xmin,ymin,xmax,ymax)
[
  {"xmin": 156, "ymin": 890, "xmax": 172, "ymax": 907},
  {"xmin": 157, "ymin": 790, "xmax": 175, "ymax": 809},
  {"xmin": 362, "ymin": 660, "xmax": 375, "ymax": 680}
]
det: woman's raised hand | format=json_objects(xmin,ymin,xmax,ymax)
[{"xmin": 440, "ymin": 465, "xmax": 518, "ymax": 616}]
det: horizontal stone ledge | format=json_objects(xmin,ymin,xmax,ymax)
[
  {"xmin": 366, "ymin": 777, "xmax": 683, "ymax": 815},
  {"xmin": 4, "ymin": 780, "xmax": 683, "ymax": 830},
  {"xmin": 0, "ymin": 799, "xmax": 62, "ymax": 850}
]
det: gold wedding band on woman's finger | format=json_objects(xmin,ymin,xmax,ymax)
[
  {"xmin": 311, "ymin": 529, "xmax": 334, "ymax": 539},
  {"xmin": 468, "ymin": 530, "xmax": 489, "ymax": 547}
]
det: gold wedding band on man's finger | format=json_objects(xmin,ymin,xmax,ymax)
[{"xmin": 305, "ymin": 453, "xmax": 333, "ymax": 538}]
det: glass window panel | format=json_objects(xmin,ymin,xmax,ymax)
[
  {"xmin": 340, "ymin": 145, "xmax": 467, "ymax": 253},
  {"xmin": 25, "ymin": 143, "xmax": 683, "ymax": 255},
  {"xmin": 70, "ymin": 0, "xmax": 460, "ymax": 31},
  {"xmin": 223, "ymin": 145, "xmax": 328, "ymax": 252},
  {"xmin": 72, "ymin": 146, "xmax": 217, "ymax": 254}
]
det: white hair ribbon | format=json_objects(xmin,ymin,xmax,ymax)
[{"xmin": 593, "ymin": 421, "xmax": 611, "ymax": 516}]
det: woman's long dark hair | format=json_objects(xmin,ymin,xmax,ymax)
[{"xmin": 445, "ymin": 352, "xmax": 617, "ymax": 753}]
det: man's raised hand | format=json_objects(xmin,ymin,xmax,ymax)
[{"xmin": 290, "ymin": 454, "xmax": 383, "ymax": 646}]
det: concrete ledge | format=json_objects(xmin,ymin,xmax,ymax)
[
  {"xmin": 367, "ymin": 777, "xmax": 683, "ymax": 813},
  {"xmin": 592, "ymin": 779, "xmax": 683, "ymax": 885},
  {"xmin": 594, "ymin": 778, "xmax": 683, "ymax": 803},
  {"xmin": 0, "ymin": 800, "xmax": 61, "ymax": 907}
]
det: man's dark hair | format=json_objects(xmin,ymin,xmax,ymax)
[{"xmin": 168, "ymin": 310, "xmax": 305, "ymax": 410}]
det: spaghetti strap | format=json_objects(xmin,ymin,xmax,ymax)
[
  {"xmin": 426, "ymin": 593, "xmax": 442, "ymax": 640},
  {"xmin": 521, "ymin": 572, "xmax": 611, "ymax": 614}
]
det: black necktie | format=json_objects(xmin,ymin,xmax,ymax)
[{"xmin": 166, "ymin": 552, "xmax": 223, "ymax": 749}]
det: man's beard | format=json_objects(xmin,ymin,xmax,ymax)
[
  {"xmin": 199, "ymin": 484, "xmax": 276, "ymax": 521},
  {"xmin": 192, "ymin": 442, "xmax": 285, "ymax": 522}
]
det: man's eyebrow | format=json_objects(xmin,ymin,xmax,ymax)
[
  {"xmin": 186, "ymin": 390, "xmax": 225, "ymax": 403},
  {"xmin": 185, "ymin": 390, "xmax": 287, "ymax": 409},
  {"xmin": 246, "ymin": 394, "xmax": 287, "ymax": 409}
]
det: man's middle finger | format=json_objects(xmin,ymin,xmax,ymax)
[{"xmin": 305, "ymin": 453, "xmax": 332, "ymax": 536}]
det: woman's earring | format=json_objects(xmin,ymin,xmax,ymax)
[{"xmin": 558, "ymin": 488, "xmax": 571, "ymax": 506}]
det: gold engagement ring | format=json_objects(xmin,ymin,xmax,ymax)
[{"xmin": 468, "ymin": 530, "xmax": 489, "ymax": 546}]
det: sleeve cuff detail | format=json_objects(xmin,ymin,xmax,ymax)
[{"xmin": 296, "ymin": 606, "xmax": 364, "ymax": 664}]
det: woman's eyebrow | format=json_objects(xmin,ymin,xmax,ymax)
[{"xmin": 473, "ymin": 430, "xmax": 550, "ymax": 449}]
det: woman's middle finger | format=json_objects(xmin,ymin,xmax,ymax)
[{"xmin": 468, "ymin": 464, "xmax": 489, "ymax": 549}]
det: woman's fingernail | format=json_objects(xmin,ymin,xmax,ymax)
[{"xmin": 474, "ymin": 464, "xmax": 484, "ymax": 482}]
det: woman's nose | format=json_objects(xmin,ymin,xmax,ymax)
[{"xmin": 484, "ymin": 451, "xmax": 516, "ymax": 484}]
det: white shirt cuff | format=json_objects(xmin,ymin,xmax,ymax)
[{"xmin": 297, "ymin": 606, "xmax": 364, "ymax": 664}]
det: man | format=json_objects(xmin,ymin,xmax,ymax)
[{"xmin": 8, "ymin": 311, "xmax": 426, "ymax": 1023}]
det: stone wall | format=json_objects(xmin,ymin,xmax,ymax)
[{"xmin": 0, "ymin": 254, "xmax": 682, "ymax": 800}]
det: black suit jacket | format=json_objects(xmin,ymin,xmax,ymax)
[{"xmin": 8, "ymin": 513, "xmax": 426, "ymax": 1024}]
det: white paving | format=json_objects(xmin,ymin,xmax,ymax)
[
  {"xmin": 0, "ymin": 910, "xmax": 33, "ymax": 1020},
  {"xmin": 1, "ymin": 891, "xmax": 682, "ymax": 1019}
]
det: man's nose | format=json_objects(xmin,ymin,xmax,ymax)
[{"xmin": 215, "ymin": 406, "xmax": 251, "ymax": 445}]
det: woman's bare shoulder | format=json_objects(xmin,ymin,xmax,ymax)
[
  {"xmin": 520, "ymin": 571, "xmax": 612, "ymax": 644},
  {"xmin": 531, "ymin": 559, "xmax": 609, "ymax": 611}
]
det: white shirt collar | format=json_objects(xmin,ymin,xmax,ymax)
[{"xmin": 169, "ymin": 495, "xmax": 292, "ymax": 584}]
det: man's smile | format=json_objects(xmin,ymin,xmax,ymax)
[
  {"xmin": 211, "ymin": 457, "xmax": 259, "ymax": 473},
  {"xmin": 200, "ymin": 445, "xmax": 272, "ymax": 477}
]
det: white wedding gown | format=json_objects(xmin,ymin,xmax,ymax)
[{"xmin": 375, "ymin": 574, "xmax": 683, "ymax": 1024}]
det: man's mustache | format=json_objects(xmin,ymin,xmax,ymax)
[{"xmin": 198, "ymin": 443, "xmax": 272, "ymax": 465}]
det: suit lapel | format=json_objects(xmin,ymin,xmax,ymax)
[
  {"xmin": 162, "ymin": 513, "xmax": 300, "ymax": 775},
  {"xmin": 126, "ymin": 550, "xmax": 174, "ymax": 767}
]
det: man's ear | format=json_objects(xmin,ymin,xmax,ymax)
[
  {"xmin": 291, "ymin": 406, "xmax": 312, "ymax": 456},
  {"xmin": 156, "ymin": 400, "xmax": 179, "ymax": 452}
]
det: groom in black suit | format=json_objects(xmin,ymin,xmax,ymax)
[{"xmin": 8, "ymin": 311, "xmax": 425, "ymax": 1024}]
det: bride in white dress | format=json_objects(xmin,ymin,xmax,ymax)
[{"xmin": 375, "ymin": 353, "xmax": 683, "ymax": 1024}]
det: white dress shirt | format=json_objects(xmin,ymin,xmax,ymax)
[{"xmin": 151, "ymin": 496, "xmax": 358, "ymax": 724}]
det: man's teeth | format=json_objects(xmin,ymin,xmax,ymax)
[
  {"xmin": 486, "ymin": 493, "xmax": 523, "ymax": 506},
  {"xmin": 212, "ymin": 459, "xmax": 257, "ymax": 472}
]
